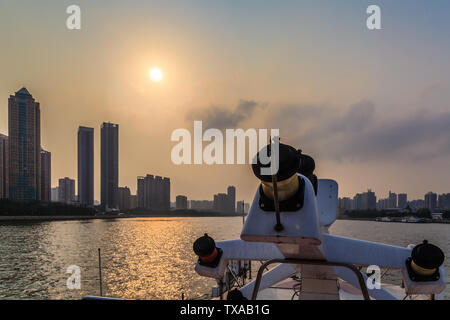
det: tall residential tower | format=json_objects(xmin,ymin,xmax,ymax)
[
  {"xmin": 0, "ymin": 134, "xmax": 8, "ymax": 199},
  {"xmin": 8, "ymin": 88, "xmax": 41, "ymax": 201},
  {"xmin": 101, "ymin": 122, "xmax": 119, "ymax": 210},
  {"xmin": 40, "ymin": 149, "xmax": 51, "ymax": 202},
  {"xmin": 78, "ymin": 126, "xmax": 94, "ymax": 206}
]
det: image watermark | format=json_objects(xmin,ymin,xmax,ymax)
[
  {"xmin": 366, "ymin": 265, "xmax": 381, "ymax": 290},
  {"xmin": 66, "ymin": 265, "xmax": 81, "ymax": 290},
  {"xmin": 66, "ymin": 5, "xmax": 81, "ymax": 30},
  {"xmin": 171, "ymin": 121, "xmax": 280, "ymax": 176},
  {"xmin": 367, "ymin": 5, "xmax": 381, "ymax": 30}
]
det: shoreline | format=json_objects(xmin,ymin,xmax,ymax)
[
  {"xmin": 0, "ymin": 213, "xmax": 247, "ymax": 223},
  {"xmin": 337, "ymin": 217, "xmax": 450, "ymax": 224},
  {"xmin": 0, "ymin": 215, "xmax": 448, "ymax": 223}
]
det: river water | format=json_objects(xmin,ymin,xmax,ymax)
[{"xmin": 0, "ymin": 218, "xmax": 448, "ymax": 299}]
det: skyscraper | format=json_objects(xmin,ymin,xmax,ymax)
[
  {"xmin": 424, "ymin": 192, "xmax": 437, "ymax": 212},
  {"xmin": 78, "ymin": 126, "xmax": 94, "ymax": 206},
  {"xmin": 388, "ymin": 191, "xmax": 397, "ymax": 209},
  {"xmin": 361, "ymin": 189, "xmax": 376, "ymax": 210},
  {"xmin": 0, "ymin": 134, "xmax": 8, "ymax": 199},
  {"xmin": 58, "ymin": 177, "xmax": 75, "ymax": 204},
  {"xmin": 8, "ymin": 88, "xmax": 41, "ymax": 201},
  {"xmin": 227, "ymin": 186, "xmax": 236, "ymax": 213},
  {"xmin": 40, "ymin": 149, "xmax": 51, "ymax": 202},
  {"xmin": 136, "ymin": 174, "xmax": 170, "ymax": 210},
  {"xmin": 398, "ymin": 193, "xmax": 408, "ymax": 209},
  {"xmin": 176, "ymin": 195, "xmax": 188, "ymax": 209},
  {"xmin": 118, "ymin": 186, "xmax": 131, "ymax": 211},
  {"xmin": 101, "ymin": 122, "xmax": 119, "ymax": 210}
]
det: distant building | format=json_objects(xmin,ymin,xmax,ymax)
[
  {"xmin": 398, "ymin": 193, "xmax": 407, "ymax": 209},
  {"xmin": 8, "ymin": 88, "xmax": 41, "ymax": 201},
  {"xmin": 227, "ymin": 186, "xmax": 236, "ymax": 213},
  {"xmin": 137, "ymin": 174, "xmax": 170, "ymax": 210},
  {"xmin": 424, "ymin": 192, "xmax": 437, "ymax": 212},
  {"xmin": 190, "ymin": 200, "xmax": 214, "ymax": 211},
  {"xmin": 176, "ymin": 195, "xmax": 188, "ymax": 209},
  {"xmin": 101, "ymin": 122, "xmax": 119, "ymax": 210},
  {"xmin": 244, "ymin": 203, "xmax": 250, "ymax": 214},
  {"xmin": 408, "ymin": 199, "xmax": 425, "ymax": 212},
  {"xmin": 212, "ymin": 186, "xmax": 236, "ymax": 213},
  {"xmin": 40, "ymin": 149, "xmax": 51, "ymax": 202},
  {"xmin": 118, "ymin": 186, "xmax": 131, "ymax": 210},
  {"xmin": 338, "ymin": 197, "xmax": 352, "ymax": 212},
  {"xmin": 438, "ymin": 193, "xmax": 450, "ymax": 209},
  {"xmin": 51, "ymin": 187, "xmax": 59, "ymax": 202},
  {"xmin": 78, "ymin": 126, "xmax": 94, "ymax": 206},
  {"xmin": 361, "ymin": 189, "xmax": 376, "ymax": 210},
  {"xmin": 388, "ymin": 191, "xmax": 397, "ymax": 209},
  {"xmin": 129, "ymin": 195, "xmax": 138, "ymax": 209},
  {"xmin": 213, "ymin": 193, "xmax": 231, "ymax": 213},
  {"xmin": 0, "ymin": 134, "xmax": 8, "ymax": 199},
  {"xmin": 352, "ymin": 193, "xmax": 363, "ymax": 210},
  {"xmin": 58, "ymin": 177, "xmax": 75, "ymax": 204}
]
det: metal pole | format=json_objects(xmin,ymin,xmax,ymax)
[
  {"xmin": 98, "ymin": 248, "xmax": 103, "ymax": 296},
  {"xmin": 271, "ymin": 175, "xmax": 283, "ymax": 231}
]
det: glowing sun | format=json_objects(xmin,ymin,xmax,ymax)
[{"xmin": 149, "ymin": 67, "xmax": 163, "ymax": 82}]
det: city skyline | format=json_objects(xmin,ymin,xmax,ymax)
[{"xmin": 1, "ymin": 2, "xmax": 450, "ymax": 203}]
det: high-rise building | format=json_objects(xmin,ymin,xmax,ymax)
[
  {"xmin": 40, "ymin": 149, "xmax": 51, "ymax": 202},
  {"xmin": 352, "ymin": 193, "xmax": 363, "ymax": 210},
  {"xmin": 58, "ymin": 177, "xmax": 75, "ymax": 204},
  {"xmin": 227, "ymin": 186, "xmax": 236, "ymax": 213},
  {"xmin": 0, "ymin": 134, "xmax": 8, "ymax": 199},
  {"xmin": 388, "ymin": 191, "xmax": 397, "ymax": 209},
  {"xmin": 438, "ymin": 193, "xmax": 450, "ymax": 209},
  {"xmin": 8, "ymin": 88, "xmax": 41, "ymax": 201},
  {"xmin": 136, "ymin": 174, "xmax": 170, "ymax": 210},
  {"xmin": 129, "ymin": 195, "xmax": 138, "ymax": 209},
  {"xmin": 424, "ymin": 192, "xmax": 437, "ymax": 212},
  {"xmin": 338, "ymin": 197, "xmax": 352, "ymax": 211},
  {"xmin": 176, "ymin": 195, "xmax": 188, "ymax": 209},
  {"xmin": 78, "ymin": 126, "xmax": 94, "ymax": 206},
  {"xmin": 101, "ymin": 122, "xmax": 119, "ymax": 210},
  {"xmin": 361, "ymin": 189, "xmax": 376, "ymax": 210},
  {"xmin": 118, "ymin": 186, "xmax": 131, "ymax": 210},
  {"xmin": 398, "ymin": 193, "xmax": 408, "ymax": 209},
  {"xmin": 213, "ymin": 193, "xmax": 230, "ymax": 212},
  {"xmin": 51, "ymin": 187, "xmax": 59, "ymax": 202}
]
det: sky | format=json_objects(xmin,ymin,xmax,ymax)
[{"xmin": 1, "ymin": 0, "xmax": 450, "ymax": 203}]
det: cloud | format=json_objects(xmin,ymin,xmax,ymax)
[
  {"xmin": 187, "ymin": 99, "xmax": 262, "ymax": 129},
  {"xmin": 264, "ymin": 99, "xmax": 450, "ymax": 163},
  {"xmin": 187, "ymin": 95, "xmax": 450, "ymax": 164}
]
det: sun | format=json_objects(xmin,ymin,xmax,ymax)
[{"xmin": 149, "ymin": 67, "xmax": 163, "ymax": 82}]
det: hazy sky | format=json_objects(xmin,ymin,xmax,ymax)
[{"xmin": 1, "ymin": 0, "xmax": 450, "ymax": 203}]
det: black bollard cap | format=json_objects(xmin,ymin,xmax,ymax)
[
  {"xmin": 252, "ymin": 143, "xmax": 300, "ymax": 182},
  {"xmin": 411, "ymin": 240, "xmax": 445, "ymax": 269},
  {"xmin": 193, "ymin": 233, "xmax": 216, "ymax": 257},
  {"xmin": 298, "ymin": 153, "xmax": 316, "ymax": 177}
]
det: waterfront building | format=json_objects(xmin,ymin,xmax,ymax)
[
  {"xmin": 78, "ymin": 126, "xmax": 94, "ymax": 206},
  {"xmin": 118, "ymin": 186, "xmax": 131, "ymax": 210},
  {"xmin": 40, "ymin": 149, "xmax": 51, "ymax": 202},
  {"xmin": 8, "ymin": 88, "xmax": 41, "ymax": 201},
  {"xmin": 101, "ymin": 122, "xmax": 119, "ymax": 210},
  {"xmin": 58, "ymin": 177, "xmax": 75, "ymax": 204},
  {"xmin": 176, "ymin": 195, "xmax": 188, "ymax": 210},
  {"xmin": 0, "ymin": 134, "xmax": 8, "ymax": 199}
]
